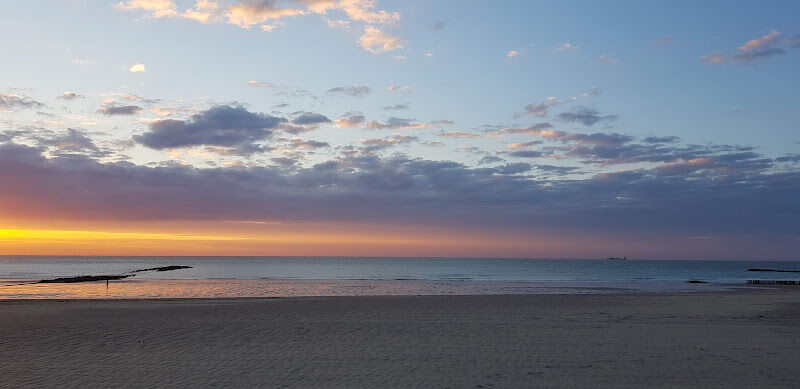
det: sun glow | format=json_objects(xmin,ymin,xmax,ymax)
[{"xmin": 0, "ymin": 229, "xmax": 250, "ymax": 241}]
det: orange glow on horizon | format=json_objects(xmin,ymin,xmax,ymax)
[
  {"xmin": 0, "ymin": 219, "xmax": 755, "ymax": 259},
  {"xmin": 0, "ymin": 222, "xmax": 551, "ymax": 257}
]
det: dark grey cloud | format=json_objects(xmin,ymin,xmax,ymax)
[
  {"xmin": 495, "ymin": 163, "xmax": 532, "ymax": 174},
  {"xmin": 271, "ymin": 157, "xmax": 298, "ymax": 167},
  {"xmin": 97, "ymin": 104, "xmax": 143, "ymax": 116},
  {"xmin": 644, "ymin": 136, "xmax": 679, "ymax": 144},
  {"xmin": 507, "ymin": 141, "xmax": 543, "ymax": 149},
  {"xmin": 358, "ymin": 135, "xmax": 418, "ymax": 153},
  {"xmin": 133, "ymin": 105, "xmax": 285, "ymax": 152},
  {"xmin": 382, "ymin": 103, "xmax": 409, "ymax": 110},
  {"xmin": 775, "ymin": 154, "xmax": 800, "ymax": 163},
  {"xmin": 478, "ymin": 155, "xmax": 504, "ymax": 165},
  {"xmin": 366, "ymin": 117, "xmax": 428, "ymax": 130},
  {"xmin": 1, "ymin": 141, "xmax": 798, "ymax": 254},
  {"xmin": 326, "ymin": 84, "xmax": 371, "ymax": 96},
  {"xmin": 555, "ymin": 107, "xmax": 618, "ymax": 126},
  {"xmin": 516, "ymin": 89, "xmax": 599, "ymax": 119},
  {"xmin": 290, "ymin": 112, "xmax": 331, "ymax": 125},
  {"xmin": 497, "ymin": 122, "xmax": 554, "ymax": 135},
  {"xmin": 283, "ymin": 138, "xmax": 330, "ymax": 150},
  {"xmin": 457, "ymin": 146, "xmax": 485, "ymax": 155},
  {"xmin": 0, "ymin": 94, "xmax": 44, "ymax": 110},
  {"xmin": 497, "ymin": 127, "xmax": 776, "ymax": 173},
  {"xmin": 542, "ymin": 133, "xmax": 769, "ymax": 169},
  {"xmin": 280, "ymin": 112, "xmax": 332, "ymax": 134},
  {"xmin": 533, "ymin": 164, "xmax": 579, "ymax": 175},
  {"xmin": 733, "ymin": 48, "xmax": 786, "ymax": 62},
  {"xmin": 508, "ymin": 150, "xmax": 543, "ymax": 158},
  {"xmin": 36, "ymin": 128, "xmax": 106, "ymax": 157},
  {"xmin": 521, "ymin": 101, "xmax": 559, "ymax": 117},
  {"xmin": 363, "ymin": 117, "xmax": 453, "ymax": 130}
]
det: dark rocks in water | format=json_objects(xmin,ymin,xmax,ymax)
[
  {"xmin": 747, "ymin": 280, "xmax": 800, "ymax": 285},
  {"xmin": 748, "ymin": 268, "xmax": 800, "ymax": 273},
  {"xmin": 35, "ymin": 265, "xmax": 192, "ymax": 284},
  {"xmin": 132, "ymin": 265, "xmax": 193, "ymax": 273},
  {"xmin": 37, "ymin": 275, "xmax": 132, "ymax": 284},
  {"xmin": 686, "ymin": 280, "xmax": 708, "ymax": 284}
]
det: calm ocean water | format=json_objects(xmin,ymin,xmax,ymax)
[{"xmin": 1, "ymin": 257, "xmax": 798, "ymax": 299}]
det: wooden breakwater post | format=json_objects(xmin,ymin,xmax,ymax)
[{"xmin": 747, "ymin": 280, "xmax": 800, "ymax": 285}]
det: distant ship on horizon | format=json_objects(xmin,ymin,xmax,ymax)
[{"xmin": 606, "ymin": 256, "xmax": 627, "ymax": 260}]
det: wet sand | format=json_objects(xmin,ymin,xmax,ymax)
[{"xmin": 0, "ymin": 288, "xmax": 798, "ymax": 388}]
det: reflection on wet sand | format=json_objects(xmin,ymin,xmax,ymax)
[{"xmin": 0, "ymin": 278, "xmax": 730, "ymax": 299}]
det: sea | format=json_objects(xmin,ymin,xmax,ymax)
[{"xmin": 1, "ymin": 256, "xmax": 798, "ymax": 299}]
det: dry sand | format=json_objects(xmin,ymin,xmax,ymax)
[{"xmin": 1, "ymin": 288, "xmax": 798, "ymax": 388}]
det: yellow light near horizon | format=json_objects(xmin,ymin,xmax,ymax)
[
  {"xmin": 0, "ymin": 225, "xmax": 555, "ymax": 257},
  {"xmin": 0, "ymin": 229, "xmax": 251, "ymax": 242},
  {"xmin": 0, "ymin": 227, "xmax": 446, "ymax": 247}
]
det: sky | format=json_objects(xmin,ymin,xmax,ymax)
[{"xmin": 0, "ymin": 0, "xmax": 798, "ymax": 259}]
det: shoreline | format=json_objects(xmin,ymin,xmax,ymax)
[
  {"xmin": 0, "ymin": 283, "xmax": 792, "ymax": 302},
  {"xmin": 1, "ymin": 289, "xmax": 798, "ymax": 387},
  {"xmin": 0, "ymin": 277, "xmax": 765, "ymax": 300}
]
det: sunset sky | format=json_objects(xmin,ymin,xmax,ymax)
[{"xmin": 1, "ymin": 0, "xmax": 798, "ymax": 259}]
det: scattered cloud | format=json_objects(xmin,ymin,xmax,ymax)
[
  {"xmin": 282, "ymin": 137, "xmax": 330, "ymax": 150},
  {"xmin": 507, "ymin": 50, "xmax": 519, "ymax": 58},
  {"xmin": 97, "ymin": 104, "xmax": 143, "ymax": 116},
  {"xmin": 0, "ymin": 94, "xmax": 45, "ymax": 111},
  {"xmin": 365, "ymin": 117, "xmax": 452, "ymax": 130},
  {"xmin": 653, "ymin": 35, "xmax": 674, "ymax": 45},
  {"xmin": 228, "ymin": 1, "xmax": 306, "ymax": 28},
  {"xmin": 334, "ymin": 112, "xmax": 366, "ymax": 128},
  {"xmin": 553, "ymin": 42, "xmax": 578, "ymax": 52},
  {"xmin": 700, "ymin": 52, "xmax": 727, "ymax": 63},
  {"xmin": 497, "ymin": 122, "xmax": 555, "ymax": 136},
  {"xmin": 555, "ymin": 107, "xmax": 619, "ymax": 126},
  {"xmin": 58, "ymin": 91, "xmax": 85, "ymax": 100},
  {"xmin": 702, "ymin": 30, "xmax": 795, "ymax": 64},
  {"xmin": 516, "ymin": 88, "xmax": 601, "ymax": 119},
  {"xmin": 359, "ymin": 134, "xmax": 418, "ymax": 152},
  {"xmin": 248, "ymin": 80, "xmax": 275, "ymax": 87},
  {"xmin": 290, "ymin": 111, "xmax": 331, "ymax": 125},
  {"xmin": 280, "ymin": 111, "xmax": 331, "ymax": 133},
  {"xmin": 37, "ymin": 128, "xmax": 107, "ymax": 157},
  {"xmin": 359, "ymin": 26, "xmax": 404, "ymax": 54},
  {"xmin": 788, "ymin": 34, "xmax": 800, "ymax": 47},
  {"xmin": 506, "ymin": 150, "xmax": 543, "ymax": 158},
  {"xmin": 324, "ymin": 17, "xmax": 350, "ymax": 29},
  {"xmin": 598, "ymin": 55, "xmax": 618, "ymax": 64},
  {"xmin": 115, "ymin": 0, "xmax": 181, "ymax": 18},
  {"xmin": 304, "ymin": 0, "xmax": 400, "ymax": 24},
  {"xmin": 133, "ymin": 104, "xmax": 285, "ymax": 153},
  {"xmin": 2, "ymin": 126, "xmax": 799, "ymax": 246},
  {"xmin": 116, "ymin": 0, "xmax": 405, "ymax": 52},
  {"xmin": 507, "ymin": 141, "xmax": 542, "ymax": 150},
  {"xmin": 519, "ymin": 97, "xmax": 567, "ymax": 117},
  {"xmin": 129, "ymin": 63, "xmax": 147, "ymax": 73},
  {"xmin": 327, "ymin": 84, "xmax": 371, "ymax": 96},
  {"xmin": 382, "ymin": 103, "xmax": 408, "ymax": 110},
  {"xmin": 438, "ymin": 131, "xmax": 481, "ymax": 139}
]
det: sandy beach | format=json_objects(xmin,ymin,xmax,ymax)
[{"xmin": 1, "ymin": 288, "xmax": 798, "ymax": 388}]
